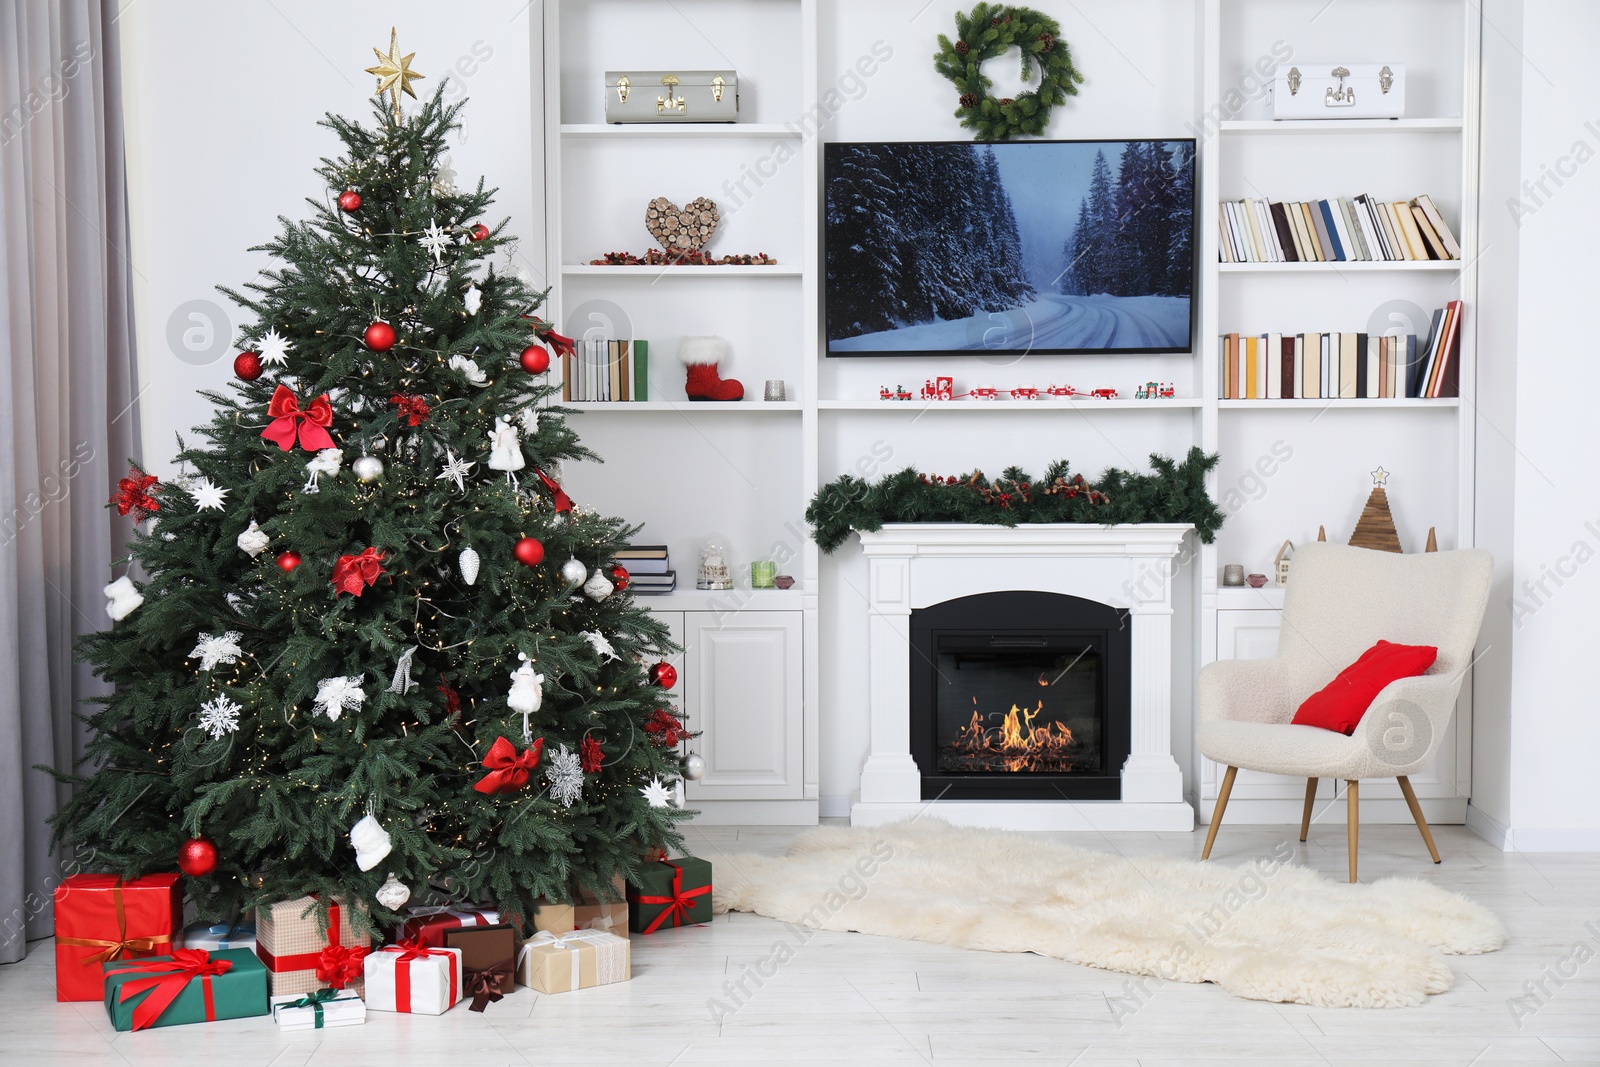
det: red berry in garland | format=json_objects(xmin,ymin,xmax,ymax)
[
  {"xmin": 177, "ymin": 835, "xmax": 218, "ymax": 877},
  {"xmin": 649, "ymin": 661, "xmax": 677, "ymax": 690},
  {"xmin": 513, "ymin": 536, "xmax": 545, "ymax": 567},
  {"xmin": 519, "ymin": 344, "xmax": 550, "ymax": 374},
  {"xmin": 275, "ymin": 551, "xmax": 302, "ymax": 572},
  {"xmin": 233, "ymin": 352, "xmax": 263, "ymax": 381},
  {"xmin": 337, "ymin": 189, "xmax": 362, "ymax": 212},
  {"xmin": 363, "ymin": 321, "xmax": 397, "ymax": 351},
  {"xmin": 469, "ymin": 223, "xmax": 490, "ymax": 241}
]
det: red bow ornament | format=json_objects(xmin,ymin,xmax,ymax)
[
  {"xmin": 472, "ymin": 735, "xmax": 544, "ymax": 794},
  {"xmin": 534, "ymin": 467, "xmax": 573, "ymax": 513},
  {"xmin": 644, "ymin": 709, "xmax": 687, "ymax": 747},
  {"xmin": 315, "ymin": 943, "xmax": 369, "ymax": 989},
  {"xmin": 261, "ymin": 384, "xmax": 337, "ymax": 452},
  {"xmin": 331, "ymin": 547, "xmax": 386, "ymax": 597},
  {"xmin": 106, "ymin": 948, "xmax": 232, "ymax": 1031},
  {"xmin": 528, "ymin": 316, "xmax": 576, "ymax": 358},
  {"xmin": 111, "ymin": 467, "xmax": 161, "ymax": 519}
]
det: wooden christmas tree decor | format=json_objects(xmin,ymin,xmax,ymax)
[{"xmin": 1348, "ymin": 467, "xmax": 1403, "ymax": 553}]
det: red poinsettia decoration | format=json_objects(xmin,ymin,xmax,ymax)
[
  {"xmin": 643, "ymin": 709, "xmax": 687, "ymax": 747},
  {"xmin": 579, "ymin": 735, "xmax": 604, "ymax": 773},
  {"xmin": 389, "ymin": 393, "xmax": 431, "ymax": 426},
  {"xmin": 261, "ymin": 384, "xmax": 336, "ymax": 452},
  {"xmin": 331, "ymin": 546, "xmax": 386, "ymax": 597},
  {"xmin": 111, "ymin": 467, "xmax": 160, "ymax": 520},
  {"xmin": 472, "ymin": 735, "xmax": 544, "ymax": 794},
  {"xmin": 438, "ymin": 676, "xmax": 461, "ymax": 720}
]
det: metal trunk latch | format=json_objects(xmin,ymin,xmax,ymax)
[
  {"xmin": 1325, "ymin": 66, "xmax": 1355, "ymax": 108},
  {"xmin": 658, "ymin": 74, "xmax": 686, "ymax": 115}
]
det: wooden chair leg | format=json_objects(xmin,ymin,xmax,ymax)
[
  {"xmin": 1397, "ymin": 775, "xmax": 1441, "ymax": 864},
  {"xmin": 1202, "ymin": 766, "xmax": 1237, "ymax": 860},
  {"xmin": 1300, "ymin": 777, "xmax": 1318, "ymax": 842},
  {"xmin": 1346, "ymin": 780, "xmax": 1360, "ymax": 883}
]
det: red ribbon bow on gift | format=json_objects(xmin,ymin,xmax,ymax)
[
  {"xmin": 632, "ymin": 859, "xmax": 711, "ymax": 934},
  {"xmin": 106, "ymin": 948, "xmax": 232, "ymax": 1031},
  {"xmin": 261, "ymin": 384, "xmax": 337, "ymax": 452},
  {"xmin": 388, "ymin": 938, "xmax": 458, "ymax": 1012},
  {"xmin": 315, "ymin": 943, "xmax": 369, "ymax": 989},
  {"xmin": 331, "ymin": 547, "xmax": 386, "ymax": 597},
  {"xmin": 472, "ymin": 735, "xmax": 544, "ymax": 794},
  {"xmin": 534, "ymin": 467, "xmax": 573, "ymax": 513}
]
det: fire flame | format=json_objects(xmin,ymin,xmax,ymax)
[{"xmin": 947, "ymin": 699, "xmax": 1077, "ymax": 773}]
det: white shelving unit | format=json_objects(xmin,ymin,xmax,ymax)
[
  {"xmin": 542, "ymin": 0, "xmax": 820, "ymax": 825},
  {"xmin": 1196, "ymin": 0, "xmax": 1481, "ymax": 826}
]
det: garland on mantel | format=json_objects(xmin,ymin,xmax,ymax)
[{"xmin": 806, "ymin": 448, "xmax": 1223, "ymax": 553}]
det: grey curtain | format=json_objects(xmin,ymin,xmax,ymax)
[{"xmin": 0, "ymin": 0, "xmax": 140, "ymax": 964}]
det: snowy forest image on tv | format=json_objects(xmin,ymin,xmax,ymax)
[{"xmin": 825, "ymin": 140, "xmax": 1195, "ymax": 356}]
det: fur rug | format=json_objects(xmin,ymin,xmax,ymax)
[{"xmin": 712, "ymin": 819, "xmax": 1506, "ymax": 1008}]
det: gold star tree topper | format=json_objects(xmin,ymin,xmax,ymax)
[{"xmin": 365, "ymin": 27, "xmax": 425, "ymax": 121}]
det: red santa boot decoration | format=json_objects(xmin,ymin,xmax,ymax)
[{"xmin": 680, "ymin": 336, "xmax": 744, "ymax": 402}]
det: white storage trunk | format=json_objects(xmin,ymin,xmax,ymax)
[
  {"xmin": 1268, "ymin": 63, "xmax": 1405, "ymax": 120},
  {"xmin": 604, "ymin": 70, "xmax": 739, "ymax": 123}
]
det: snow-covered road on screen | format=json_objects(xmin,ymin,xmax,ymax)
[{"xmin": 829, "ymin": 294, "xmax": 1190, "ymax": 354}]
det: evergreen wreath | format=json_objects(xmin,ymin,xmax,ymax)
[
  {"xmin": 934, "ymin": 2, "xmax": 1084, "ymax": 142},
  {"xmin": 805, "ymin": 448, "xmax": 1223, "ymax": 553}
]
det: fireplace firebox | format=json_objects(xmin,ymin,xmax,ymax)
[{"xmin": 909, "ymin": 591, "xmax": 1131, "ymax": 800}]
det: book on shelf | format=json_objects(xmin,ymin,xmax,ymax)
[
  {"xmin": 615, "ymin": 544, "xmax": 672, "ymax": 578},
  {"xmin": 1218, "ymin": 195, "xmax": 1461, "ymax": 264},
  {"xmin": 561, "ymin": 338, "xmax": 650, "ymax": 402},
  {"xmin": 1220, "ymin": 304, "xmax": 1463, "ymax": 400},
  {"xmin": 628, "ymin": 571, "xmax": 677, "ymax": 594}
]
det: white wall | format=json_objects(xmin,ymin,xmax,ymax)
[{"xmin": 119, "ymin": 0, "xmax": 542, "ymax": 479}]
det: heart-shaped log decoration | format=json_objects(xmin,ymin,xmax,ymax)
[{"xmin": 645, "ymin": 196, "xmax": 720, "ymax": 252}]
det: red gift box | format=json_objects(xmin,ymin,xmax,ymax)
[
  {"xmin": 54, "ymin": 873, "xmax": 182, "ymax": 1002},
  {"xmin": 393, "ymin": 905, "xmax": 501, "ymax": 949}
]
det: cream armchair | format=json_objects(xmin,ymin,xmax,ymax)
[{"xmin": 1198, "ymin": 542, "xmax": 1492, "ymax": 881}]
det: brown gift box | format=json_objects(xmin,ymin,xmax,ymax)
[
  {"xmin": 531, "ymin": 875, "xmax": 628, "ymax": 936},
  {"xmin": 443, "ymin": 923, "xmax": 517, "ymax": 1012}
]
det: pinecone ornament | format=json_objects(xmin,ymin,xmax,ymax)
[
  {"xmin": 959, "ymin": 92, "xmax": 978, "ymax": 109},
  {"xmin": 954, "ymin": 39, "xmax": 970, "ymax": 55},
  {"xmin": 1038, "ymin": 31, "xmax": 1056, "ymax": 53},
  {"xmin": 999, "ymin": 97, "xmax": 1015, "ymax": 107}
]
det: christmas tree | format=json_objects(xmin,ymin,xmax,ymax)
[{"xmin": 48, "ymin": 40, "xmax": 690, "ymax": 930}]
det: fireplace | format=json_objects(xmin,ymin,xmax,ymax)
[{"xmin": 910, "ymin": 592, "xmax": 1131, "ymax": 800}]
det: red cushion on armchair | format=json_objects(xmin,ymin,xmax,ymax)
[{"xmin": 1291, "ymin": 640, "xmax": 1438, "ymax": 735}]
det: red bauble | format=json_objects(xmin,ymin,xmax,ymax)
[
  {"xmin": 513, "ymin": 536, "xmax": 545, "ymax": 567},
  {"xmin": 519, "ymin": 345, "xmax": 550, "ymax": 374},
  {"xmin": 469, "ymin": 223, "xmax": 490, "ymax": 242},
  {"xmin": 363, "ymin": 321, "xmax": 397, "ymax": 351},
  {"xmin": 337, "ymin": 189, "xmax": 362, "ymax": 212},
  {"xmin": 233, "ymin": 352, "xmax": 263, "ymax": 381},
  {"xmin": 650, "ymin": 661, "xmax": 677, "ymax": 690},
  {"xmin": 610, "ymin": 563, "xmax": 630, "ymax": 591},
  {"xmin": 276, "ymin": 551, "xmax": 302, "ymax": 572},
  {"xmin": 178, "ymin": 836, "xmax": 218, "ymax": 877}
]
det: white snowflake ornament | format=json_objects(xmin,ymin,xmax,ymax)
[
  {"xmin": 188, "ymin": 477, "xmax": 229, "ymax": 511},
  {"xmin": 349, "ymin": 813, "xmax": 392, "ymax": 872},
  {"xmin": 548, "ymin": 744, "xmax": 584, "ymax": 808},
  {"xmin": 302, "ymin": 449, "xmax": 343, "ymax": 493},
  {"xmin": 436, "ymin": 448, "xmax": 476, "ymax": 492},
  {"xmin": 104, "ymin": 576, "xmax": 143, "ymax": 621},
  {"xmin": 462, "ymin": 284, "xmax": 481, "ymax": 314},
  {"xmin": 420, "ymin": 221, "xmax": 451, "ymax": 265},
  {"xmin": 257, "ymin": 327, "xmax": 293, "ymax": 368},
  {"xmin": 313, "ymin": 675, "xmax": 366, "ymax": 721},
  {"xmin": 197, "ymin": 694, "xmax": 242, "ymax": 740},
  {"xmin": 236, "ymin": 520, "xmax": 270, "ymax": 558},
  {"xmin": 190, "ymin": 631, "xmax": 243, "ymax": 671},
  {"xmin": 582, "ymin": 630, "xmax": 618, "ymax": 661},
  {"xmin": 640, "ymin": 776, "xmax": 674, "ymax": 809},
  {"xmin": 448, "ymin": 354, "xmax": 487, "ymax": 384},
  {"xmin": 518, "ymin": 407, "xmax": 540, "ymax": 435}
]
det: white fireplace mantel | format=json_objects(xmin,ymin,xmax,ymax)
[{"xmin": 850, "ymin": 523, "xmax": 1196, "ymax": 832}]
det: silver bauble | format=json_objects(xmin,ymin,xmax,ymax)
[
  {"xmin": 683, "ymin": 753, "xmax": 706, "ymax": 780},
  {"xmin": 353, "ymin": 455, "xmax": 384, "ymax": 482},
  {"xmin": 583, "ymin": 571, "xmax": 614, "ymax": 601},
  {"xmin": 560, "ymin": 556, "xmax": 587, "ymax": 586},
  {"xmin": 375, "ymin": 871, "xmax": 411, "ymax": 910}
]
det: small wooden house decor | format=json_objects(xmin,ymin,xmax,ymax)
[{"xmin": 1274, "ymin": 540, "xmax": 1294, "ymax": 586}]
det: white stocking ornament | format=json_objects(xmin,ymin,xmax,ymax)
[{"xmin": 350, "ymin": 813, "xmax": 393, "ymax": 872}]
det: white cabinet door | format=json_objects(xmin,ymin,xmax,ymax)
[
  {"xmin": 1217, "ymin": 609, "xmax": 1282, "ymax": 662},
  {"xmin": 682, "ymin": 611, "xmax": 803, "ymax": 801}
]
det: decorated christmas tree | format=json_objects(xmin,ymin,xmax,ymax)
[{"xmin": 49, "ymin": 36, "xmax": 690, "ymax": 930}]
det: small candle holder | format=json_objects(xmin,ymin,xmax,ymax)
[
  {"xmin": 1222, "ymin": 564, "xmax": 1246, "ymax": 587},
  {"xmin": 750, "ymin": 560, "xmax": 776, "ymax": 588},
  {"xmin": 763, "ymin": 380, "xmax": 787, "ymax": 402}
]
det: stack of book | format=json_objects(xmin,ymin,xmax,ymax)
[
  {"xmin": 563, "ymin": 339, "xmax": 649, "ymax": 402},
  {"xmin": 1220, "ymin": 301, "xmax": 1462, "ymax": 400},
  {"xmin": 614, "ymin": 544, "xmax": 675, "ymax": 594},
  {"xmin": 1219, "ymin": 194, "xmax": 1460, "ymax": 264}
]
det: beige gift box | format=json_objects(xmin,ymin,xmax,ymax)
[
  {"xmin": 531, "ymin": 875, "xmax": 628, "ymax": 936},
  {"xmin": 254, "ymin": 895, "xmax": 372, "ymax": 997},
  {"xmin": 517, "ymin": 929, "xmax": 631, "ymax": 994}
]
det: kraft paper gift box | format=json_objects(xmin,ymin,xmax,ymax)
[
  {"xmin": 443, "ymin": 923, "xmax": 517, "ymax": 1012},
  {"xmin": 254, "ymin": 895, "xmax": 372, "ymax": 997},
  {"xmin": 271, "ymin": 988, "xmax": 367, "ymax": 1030},
  {"xmin": 626, "ymin": 856, "xmax": 712, "ymax": 934},
  {"xmin": 393, "ymin": 904, "xmax": 500, "ymax": 948},
  {"xmin": 517, "ymin": 929, "xmax": 631, "ymax": 994},
  {"xmin": 532, "ymin": 874, "xmax": 628, "ymax": 936},
  {"xmin": 54, "ymin": 873, "xmax": 182, "ymax": 1001},
  {"xmin": 363, "ymin": 941, "xmax": 463, "ymax": 1015},
  {"xmin": 181, "ymin": 920, "xmax": 256, "ymax": 953},
  {"xmin": 102, "ymin": 948, "xmax": 268, "ymax": 1032}
]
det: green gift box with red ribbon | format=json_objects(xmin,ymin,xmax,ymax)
[
  {"xmin": 626, "ymin": 856, "xmax": 712, "ymax": 934},
  {"xmin": 102, "ymin": 948, "xmax": 268, "ymax": 1032}
]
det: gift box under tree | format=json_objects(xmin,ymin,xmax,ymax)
[
  {"xmin": 364, "ymin": 939, "xmax": 463, "ymax": 1015},
  {"xmin": 181, "ymin": 920, "xmax": 256, "ymax": 953},
  {"xmin": 270, "ymin": 988, "xmax": 366, "ymax": 1030},
  {"xmin": 443, "ymin": 923, "xmax": 517, "ymax": 1012},
  {"xmin": 531, "ymin": 874, "xmax": 628, "ymax": 936},
  {"xmin": 517, "ymin": 928, "xmax": 631, "ymax": 994},
  {"xmin": 254, "ymin": 895, "xmax": 371, "ymax": 997},
  {"xmin": 626, "ymin": 856, "xmax": 712, "ymax": 934},
  {"xmin": 54, "ymin": 873, "xmax": 182, "ymax": 1002},
  {"xmin": 392, "ymin": 904, "xmax": 500, "ymax": 948},
  {"xmin": 102, "ymin": 948, "xmax": 268, "ymax": 1032}
]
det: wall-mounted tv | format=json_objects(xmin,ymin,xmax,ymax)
[{"xmin": 824, "ymin": 139, "xmax": 1196, "ymax": 357}]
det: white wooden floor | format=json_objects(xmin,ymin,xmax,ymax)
[{"xmin": 3, "ymin": 822, "xmax": 1597, "ymax": 1066}]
